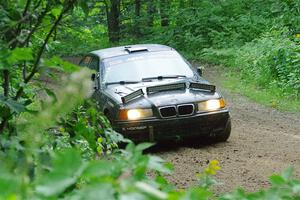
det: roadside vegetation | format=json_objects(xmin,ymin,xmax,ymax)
[{"xmin": 1, "ymin": 0, "xmax": 300, "ymax": 199}]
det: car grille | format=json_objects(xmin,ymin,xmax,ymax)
[
  {"xmin": 159, "ymin": 104, "xmax": 194, "ymax": 118},
  {"xmin": 178, "ymin": 104, "xmax": 194, "ymax": 116},
  {"xmin": 159, "ymin": 106, "xmax": 177, "ymax": 118}
]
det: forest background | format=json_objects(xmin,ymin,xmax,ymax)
[{"xmin": 0, "ymin": 0, "xmax": 300, "ymax": 199}]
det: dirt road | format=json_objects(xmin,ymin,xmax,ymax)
[{"xmin": 153, "ymin": 65, "xmax": 300, "ymax": 194}]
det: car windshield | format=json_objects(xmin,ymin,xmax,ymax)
[{"xmin": 103, "ymin": 51, "xmax": 194, "ymax": 83}]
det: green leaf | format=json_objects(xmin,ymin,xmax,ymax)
[
  {"xmin": 51, "ymin": 6, "xmax": 63, "ymax": 19},
  {"xmin": 125, "ymin": 142, "xmax": 136, "ymax": 153},
  {"xmin": 35, "ymin": 149, "xmax": 86, "ymax": 197},
  {"xmin": 74, "ymin": 119, "xmax": 97, "ymax": 152},
  {"xmin": 135, "ymin": 182, "xmax": 168, "ymax": 200},
  {"xmin": 0, "ymin": 170, "xmax": 21, "ymax": 198},
  {"xmin": 7, "ymin": 48, "xmax": 33, "ymax": 64},
  {"xmin": 292, "ymin": 183, "xmax": 300, "ymax": 194},
  {"xmin": 269, "ymin": 175, "xmax": 286, "ymax": 186},
  {"xmin": 65, "ymin": 183, "xmax": 115, "ymax": 200},
  {"xmin": 148, "ymin": 156, "xmax": 172, "ymax": 174},
  {"xmin": 83, "ymin": 160, "xmax": 120, "ymax": 178},
  {"xmin": 181, "ymin": 188, "xmax": 212, "ymax": 200},
  {"xmin": 136, "ymin": 143, "xmax": 154, "ymax": 151},
  {"xmin": 119, "ymin": 193, "xmax": 146, "ymax": 200},
  {"xmin": 0, "ymin": 95, "xmax": 26, "ymax": 113}
]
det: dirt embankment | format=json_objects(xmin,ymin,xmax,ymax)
[{"xmin": 153, "ymin": 65, "xmax": 300, "ymax": 194}]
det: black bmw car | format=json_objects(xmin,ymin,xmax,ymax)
[{"xmin": 79, "ymin": 44, "xmax": 231, "ymax": 142}]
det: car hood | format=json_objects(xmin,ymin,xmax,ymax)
[{"xmin": 105, "ymin": 79, "xmax": 221, "ymax": 108}]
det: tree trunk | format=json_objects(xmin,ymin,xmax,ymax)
[
  {"xmin": 2, "ymin": 70, "xmax": 10, "ymax": 97},
  {"xmin": 0, "ymin": 70, "xmax": 10, "ymax": 132},
  {"xmin": 160, "ymin": 0, "xmax": 169, "ymax": 27},
  {"xmin": 147, "ymin": 0, "xmax": 155, "ymax": 27},
  {"xmin": 134, "ymin": 0, "xmax": 141, "ymax": 36},
  {"xmin": 135, "ymin": 0, "xmax": 141, "ymax": 17},
  {"xmin": 106, "ymin": 0, "xmax": 121, "ymax": 43}
]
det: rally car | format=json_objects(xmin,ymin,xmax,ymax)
[{"xmin": 79, "ymin": 44, "xmax": 231, "ymax": 142}]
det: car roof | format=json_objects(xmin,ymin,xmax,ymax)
[{"xmin": 91, "ymin": 44, "xmax": 174, "ymax": 59}]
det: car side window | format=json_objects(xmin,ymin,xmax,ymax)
[
  {"xmin": 90, "ymin": 57, "xmax": 101, "ymax": 90},
  {"xmin": 79, "ymin": 56, "xmax": 92, "ymax": 67},
  {"xmin": 89, "ymin": 57, "xmax": 99, "ymax": 71}
]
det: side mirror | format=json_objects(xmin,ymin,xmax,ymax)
[
  {"xmin": 91, "ymin": 73, "xmax": 96, "ymax": 81},
  {"xmin": 196, "ymin": 67, "xmax": 203, "ymax": 76},
  {"xmin": 91, "ymin": 73, "xmax": 100, "ymax": 90}
]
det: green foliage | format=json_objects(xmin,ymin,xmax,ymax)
[
  {"xmin": 1, "ymin": 0, "xmax": 300, "ymax": 199},
  {"xmin": 0, "ymin": 95, "xmax": 26, "ymax": 114},
  {"xmin": 54, "ymin": 100, "xmax": 126, "ymax": 157},
  {"xmin": 201, "ymin": 29, "xmax": 300, "ymax": 98},
  {"xmin": 0, "ymin": 69, "xmax": 299, "ymax": 199},
  {"xmin": 0, "ymin": 0, "xmax": 91, "ymax": 134},
  {"xmin": 221, "ymin": 167, "xmax": 300, "ymax": 200},
  {"xmin": 7, "ymin": 48, "xmax": 33, "ymax": 65},
  {"xmin": 136, "ymin": 0, "xmax": 298, "ymax": 53},
  {"xmin": 49, "ymin": 6, "xmax": 110, "ymax": 56}
]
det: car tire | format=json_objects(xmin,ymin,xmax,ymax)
[{"xmin": 214, "ymin": 118, "xmax": 231, "ymax": 142}]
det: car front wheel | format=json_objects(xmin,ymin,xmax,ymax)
[{"xmin": 214, "ymin": 118, "xmax": 231, "ymax": 142}]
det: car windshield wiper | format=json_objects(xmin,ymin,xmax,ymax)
[
  {"xmin": 105, "ymin": 81, "xmax": 140, "ymax": 85},
  {"xmin": 142, "ymin": 75, "xmax": 187, "ymax": 81}
]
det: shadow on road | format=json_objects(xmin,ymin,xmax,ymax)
[{"xmin": 145, "ymin": 139, "xmax": 220, "ymax": 153}]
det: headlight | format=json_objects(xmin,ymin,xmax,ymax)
[
  {"xmin": 197, "ymin": 98, "xmax": 226, "ymax": 112},
  {"xmin": 119, "ymin": 109, "xmax": 153, "ymax": 120}
]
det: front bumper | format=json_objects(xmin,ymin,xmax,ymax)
[{"xmin": 114, "ymin": 109, "xmax": 230, "ymax": 142}]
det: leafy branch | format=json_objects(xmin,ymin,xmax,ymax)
[{"xmin": 0, "ymin": 0, "xmax": 79, "ymax": 134}]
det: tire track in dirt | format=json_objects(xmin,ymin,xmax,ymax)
[{"xmin": 153, "ymin": 65, "xmax": 300, "ymax": 193}]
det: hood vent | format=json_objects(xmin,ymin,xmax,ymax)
[
  {"xmin": 124, "ymin": 46, "xmax": 148, "ymax": 53},
  {"xmin": 121, "ymin": 89, "xmax": 144, "ymax": 104},
  {"xmin": 146, "ymin": 83, "xmax": 186, "ymax": 94},
  {"xmin": 189, "ymin": 82, "xmax": 216, "ymax": 92}
]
